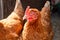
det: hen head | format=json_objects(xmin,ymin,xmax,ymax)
[{"xmin": 23, "ymin": 6, "xmax": 40, "ymax": 22}]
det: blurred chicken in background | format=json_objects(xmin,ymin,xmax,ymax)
[{"xmin": 0, "ymin": 0, "xmax": 24, "ymax": 40}]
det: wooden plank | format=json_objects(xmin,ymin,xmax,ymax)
[{"xmin": 0, "ymin": 0, "xmax": 3, "ymax": 19}]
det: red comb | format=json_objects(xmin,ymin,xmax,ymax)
[{"xmin": 25, "ymin": 6, "xmax": 30, "ymax": 15}]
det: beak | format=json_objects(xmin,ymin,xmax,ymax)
[{"xmin": 23, "ymin": 15, "xmax": 27, "ymax": 20}]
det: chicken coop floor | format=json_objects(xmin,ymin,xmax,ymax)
[{"xmin": 51, "ymin": 13, "xmax": 60, "ymax": 40}]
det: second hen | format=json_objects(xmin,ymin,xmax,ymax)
[
  {"xmin": 22, "ymin": 1, "xmax": 54, "ymax": 40},
  {"xmin": 0, "ymin": 0, "xmax": 24, "ymax": 40}
]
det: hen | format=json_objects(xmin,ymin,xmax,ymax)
[
  {"xmin": 22, "ymin": 1, "xmax": 54, "ymax": 40},
  {"xmin": 0, "ymin": 0, "xmax": 24, "ymax": 40}
]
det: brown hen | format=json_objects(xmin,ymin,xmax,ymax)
[
  {"xmin": 22, "ymin": 1, "xmax": 54, "ymax": 40},
  {"xmin": 0, "ymin": 0, "xmax": 24, "ymax": 40}
]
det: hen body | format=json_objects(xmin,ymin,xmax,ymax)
[
  {"xmin": 22, "ymin": 1, "xmax": 54, "ymax": 40},
  {"xmin": 0, "ymin": 0, "xmax": 24, "ymax": 40}
]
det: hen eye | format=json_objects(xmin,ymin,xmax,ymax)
[{"xmin": 30, "ymin": 11, "xmax": 35, "ymax": 15}]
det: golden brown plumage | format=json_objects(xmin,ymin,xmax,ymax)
[
  {"xmin": 0, "ymin": 0, "xmax": 24, "ymax": 40},
  {"xmin": 22, "ymin": 1, "xmax": 54, "ymax": 40}
]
